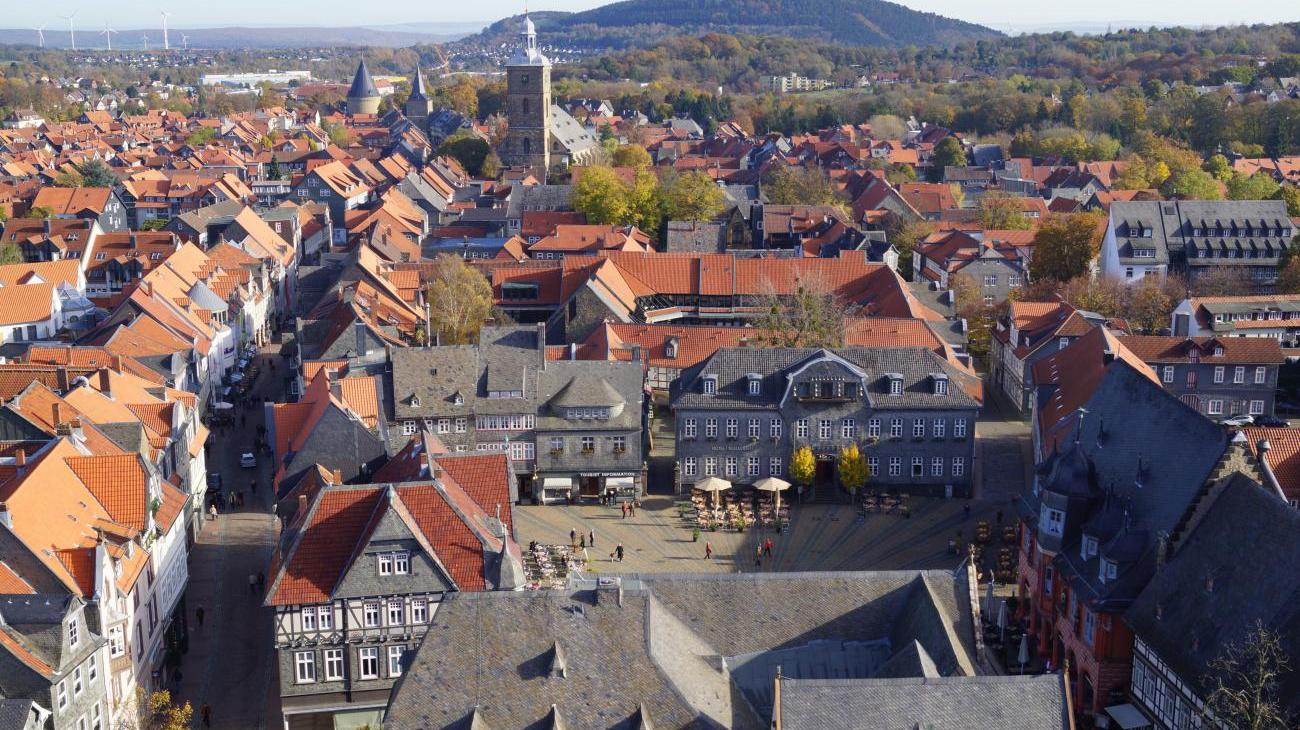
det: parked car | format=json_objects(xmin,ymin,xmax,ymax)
[
  {"xmin": 1219, "ymin": 415, "xmax": 1254, "ymax": 427},
  {"xmin": 1255, "ymin": 415, "xmax": 1289, "ymax": 428},
  {"xmin": 240, "ymin": 452, "xmax": 257, "ymax": 468}
]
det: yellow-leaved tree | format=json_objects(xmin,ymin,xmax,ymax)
[
  {"xmin": 838, "ymin": 443, "xmax": 868, "ymax": 494},
  {"xmin": 790, "ymin": 446, "xmax": 816, "ymax": 487}
]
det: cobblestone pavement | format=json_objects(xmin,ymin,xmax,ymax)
[
  {"xmin": 172, "ymin": 346, "xmax": 284, "ymax": 729},
  {"xmin": 513, "ymin": 493, "xmax": 1019, "ymax": 576}
]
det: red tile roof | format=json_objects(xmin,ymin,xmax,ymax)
[
  {"xmin": 64, "ymin": 454, "xmax": 149, "ymax": 532},
  {"xmin": 1118, "ymin": 336, "xmax": 1284, "ymax": 365},
  {"xmin": 1244, "ymin": 427, "xmax": 1300, "ymax": 502}
]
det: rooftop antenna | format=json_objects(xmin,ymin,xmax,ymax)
[
  {"xmin": 34, "ymin": 26, "xmax": 46, "ymax": 49},
  {"xmin": 99, "ymin": 25, "xmax": 117, "ymax": 51},
  {"xmin": 59, "ymin": 11, "xmax": 78, "ymax": 51},
  {"xmin": 160, "ymin": 10, "xmax": 171, "ymax": 50}
]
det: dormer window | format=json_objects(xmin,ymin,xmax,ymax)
[
  {"xmin": 702, "ymin": 375, "xmax": 717, "ymax": 395},
  {"xmin": 1099, "ymin": 558, "xmax": 1117, "ymax": 583},
  {"xmin": 746, "ymin": 374, "xmax": 761, "ymax": 396},
  {"xmin": 410, "ymin": 395, "xmax": 420, "ymax": 407},
  {"xmin": 1081, "ymin": 535, "xmax": 1098, "ymax": 560},
  {"xmin": 378, "ymin": 551, "xmax": 410, "ymax": 576},
  {"xmin": 931, "ymin": 374, "xmax": 949, "ymax": 396},
  {"xmin": 1040, "ymin": 507, "xmax": 1064, "ymax": 537},
  {"xmin": 68, "ymin": 617, "xmax": 79, "ymax": 647},
  {"xmin": 885, "ymin": 374, "xmax": 903, "ymax": 396},
  {"xmin": 453, "ymin": 393, "xmax": 464, "ymax": 406},
  {"xmin": 665, "ymin": 337, "xmax": 679, "ymax": 360}
]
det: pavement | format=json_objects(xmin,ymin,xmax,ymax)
[{"xmin": 172, "ymin": 346, "xmax": 284, "ymax": 729}]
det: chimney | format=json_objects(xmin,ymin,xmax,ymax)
[
  {"xmin": 69, "ymin": 417, "xmax": 84, "ymax": 443},
  {"xmin": 14, "ymin": 450, "xmax": 25, "ymax": 467},
  {"xmin": 595, "ymin": 576, "xmax": 623, "ymax": 607},
  {"xmin": 0, "ymin": 502, "xmax": 10, "ymax": 530},
  {"xmin": 354, "ymin": 320, "xmax": 366, "ymax": 357},
  {"xmin": 111, "ymin": 355, "xmax": 124, "ymax": 373},
  {"xmin": 297, "ymin": 494, "xmax": 307, "ymax": 514},
  {"xmin": 56, "ymin": 366, "xmax": 70, "ymax": 393},
  {"xmin": 536, "ymin": 322, "xmax": 548, "ymax": 370},
  {"xmin": 52, "ymin": 401, "xmax": 64, "ymax": 428},
  {"xmin": 332, "ymin": 469, "xmax": 342, "ymax": 484},
  {"xmin": 98, "ymin": 368, "xmax": 112, "ymax": 398}
]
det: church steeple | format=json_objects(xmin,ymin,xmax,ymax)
[
  {"xmin": 406, "ymin": 64, "xmax": 433, "ymax": 123},
  {"xmin": 410, "ymin": 65, "xmax": 429, "ymax": 102}
]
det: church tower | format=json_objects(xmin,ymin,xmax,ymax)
[
  {"xmin": 406, "ymin": 65, "xmax": 433, "ymax": 126},
  {"xmin": 347, "ymin": 59, "xmax": 381, "ymax": 116},
  {"xmin": 501, "ymin": 15, "xmax": 551, "ymax": 173}
]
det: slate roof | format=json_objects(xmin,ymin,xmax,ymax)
[
  {"xmin": 1109, "ymin": 200, "xmax": 1293, "ymax": 267},
  {"xmin": 775, "ymin": 675, "xmax": 1069, "ymax": 730},
  {"xmin": 347, "ymin": 60, "xmax": 379, "ymax": 100},
  {"xmin": 1125, "ymin": 477, "xmax": 1300, "ymax": 713},
  {"xmin": 672, "ymin": 347, "xmax": 981, "ymax": 411},
  {"xmin": 386, "ymin": 569, "xmax": 981, "ymax": 730}
]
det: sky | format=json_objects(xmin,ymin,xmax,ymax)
[{"xmin": 4, "ymin": 0, "xmax": 1297, "ymax": 32}]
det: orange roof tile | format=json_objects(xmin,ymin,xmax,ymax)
[
  {"xmin": 65, "ymin": 454, "xmax": 149, "ymax": 532},
  {"xmin": 0, "ymin": 561, "xmax": 34, "ymax": 594}
]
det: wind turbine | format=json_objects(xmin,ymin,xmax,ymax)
[
  {"xmin": 182, "ymin": 34, "xmax": 190, "ymax": 50},
  {"xmin": 160, "ymin": 10, "xmax": 170, "ymax": 50},
  {"xmin": 34, "ymin": 26, "xmax": 46, "ymax": 49},
  {"xmin": 141, "ymin": 34, "xmax": 149, "ymax": 51},
  {"xmin": 100, "ymin": 25, "xmax": 117, "ymax": 51},
  {"xmin": 59, "ymin": 11, "xmax": 78, "ymax": 51}
]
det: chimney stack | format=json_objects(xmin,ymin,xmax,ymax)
[
  {"xmin": 536, "ymin": 322, "xmax": 548, "ymax": 370},
  {"xmin": 297, "ymin": 494, "xmax": 307, "ymax": 514},
  {"xmin": 14, "ymin": 450, "xmax": 25, "ymax": 467},
  {"xmin": 0, "ymin": 502, "xmax": 10, "ymax": 530},
  {"xmin": 111, "ymin": 355, "xmax": 123, "ymax": 373},
  {"xmin": 56, "ymin": 366, "xmax": 70, "ymax": 393},
  {"xmin": 52, "ymin": 401, "xmax": 64, "ymax": 428},
  {"xmin": 98, "ymin": 368, "xmax": 112, "ymax": 398}
]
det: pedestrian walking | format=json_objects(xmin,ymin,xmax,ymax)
[
  {"xmin": 579, "ymin": 534, "xmax": 586, "ymax": 549},
  {"xmin": 195, "ymin": 606, "xmax": 205, "ymax": 628},
  {"xmin": 588, "ymin": 529, "xmax": 595, "ymax": 547},
  {"xmin": 201, "ymin": 704, "xmax": 212, "ymax": 728},
  {"xmin": 621, "ymin": 502, "xmax": 628, "ymax": 519},
  {"xmin": 208, "ymin": 503, "xmax": 218, "ymax": 521},
  {"xmin": 755, "ymin": 545, "xmax": 762, "ymax": 568},
  {"xmin": 570, "ymin": 528, "xmax": 577, "ymax": 547},
  {"xmin": 704, "ymin": 542, "xmax": 712, "ymax": 560},
  {"xmin": 764, "ymin": 538, "xmax": 773, "ymax": 557},
  {"xmin": 615, "ymin": 543, "xmax": 624, "ymax": 562},
  {"xmin": 629, "ymin": 501, "xmax": 637, "ymax": 517}
]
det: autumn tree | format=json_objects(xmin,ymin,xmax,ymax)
[
  {"xmin": 762, "ymin": 165, "xmax": 843, "ymax": 208},
  {"xmin": 1277, "ymin": 257, "xmax": 1300, "ymax": 294},
  {"xmin": 882, "ymin": 215, "xmax": 932, "ymax": 281},
  {"xmin": 1126, "ymin": 277, "xmax": 1175, "ymax": 333},
  {"xmin": 1203, "ymin": 154, "xmax": 1233, "ymax": 181},
  {"xmin": 119, "ymin": 690, "xmax": 192, "ymax": 730},
  {"xmin": 611, "ymin": 144, "xmax": 652, "ymax": 169},
  {"xmin": 1278, "ymin": 186, "xmax": 1300, "ymax": 217},
  {"xmin": 437, "ymin": 132, "xmax": 491, "ymax": 177},
  {"xmin": 1227, "ymin": 172, "xmax": 1281, "ymax": 201},
  {"xmin": 1164, "ymin": 169, "xmax": 1223, "ymax": 200},
  {"xmin": 572, "ymin": 165, "xmax": 632, "ymax": 226},
  {"xmin": 928, "ymin": 136, "xmax": 966, "ymax": 182},
  {"xmin": 625, "ymin": 169, "xmax": 663, "ymax": 239},
  {"xmin": 661, "ymin": 170, "xmax": 726, "ymax": 222},
  {"xmin": 0, "ymin": 243, "xmax": 22, "ymax": 265},
  {"xmin": 978, "ymin": 192, "xmax": 1033, "ymax": 230},
  {"xmin": 1191, "ymin": 267, "xmax": 1252, "ymax": 297},
  {"xmin": 1029, "ymin": 212, "xmax": 1104, "ymax": 283},
  {"xmin": 425, "ymin": 254, "xmax": 495, "ymax": 345},
  {"xmin": 1201, "ymin": 623, "xmax": 1295, "ymax": 730},
  {"xmin": 790, "ymin": 446, "xmax": 816, "ymax": 487},
  {"xmin": 838, "ymin": 443, "xmax": 868, "ymax": 494},
  {"xmin": 951, "ymin": 272, "xmax": 994, "ymax": 359},
  {"xmin": 755, "ymin": 274, "xmax": 852, "ymax": 349}
]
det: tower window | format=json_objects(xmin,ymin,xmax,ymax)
[
  {"xmin": 523, "ymin": 138, "xmax": 532, "ymax": 156},
  {"xmin": 522, "ymin": 74, "xmax": 529, "ymax": 85},
  {"xmin": 522, "ymin": 98, "xmax": 530, "ymax": 116}
]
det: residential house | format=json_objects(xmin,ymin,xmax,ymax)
[
  {"xmin": 1118, "ymin": 335, "xmax": 1283, "ymax": 419},
  {"xmin": 0, "ymin": 219, "xmax": 101, "ymax": 267},
  {"xmin": 264, "ymin": 455, "xmax": 524, "ymax": 730},
  {"xmin": 913, "ymin": 229, "xmax": 1033, "ymax": 304},
  {"xmin": 292, "ymin": 162, "xmax": 371, "ymax": 244},
  {"xmin": 1017, "ymin": 327, "xmax": 1234, "ymax": 720},
  {"xmin": 30, "ymin": 187, "xmax": 127, "ymax": 233},
  {"xmin": 526, "ymin": 224, "xmax": 651, "ymax": 259},
  {"xmin": 389, "ymin": 324, "xmax": 644, "ymax": 505},
  {"xmin": 672, "ymin": 347, "xmax": 980, "ymax": 498},
  {"xmin": 1122, "ymin": 467, "xmax": 1300, "ymax": 729},
  {"xmin": 0, "ymin": 259, "xmax": 94, "ymax": 342},
  {"xmin": 1170, "ymin": 293, "xmax": 1300, "ymax": 346},
  {"xmin": 0, "ymin": 593, "xmax": 109, "ymax": 730},
  {"xmin": 991, "ymin": 299, "xmax": 1114, "ymax": 415},
  {"xmin": 1100, "ymin": 201, "xmax": 1293, "ymax": 288},
  {"xmin": 79, "ymin": 232, "xmax": 180, "ymax": 302}
]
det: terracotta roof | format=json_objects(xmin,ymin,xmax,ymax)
[
  {"xmin": 1119, "ymin": 335, "xmax": 1284, "ymax": 365},
  {"xmin": 336, "ymin": 377, "xmax": 380, "ymax": 427},
  {"xmin": 153, "ymin": 481, "xmax": 188, "ymax": 531},
  {"xmin": 266, "ymin": 487, "xmax": 383, "ymax": 605},
  {"xmin": 64, "ymin": 454, "xmax": 149, "ymax": 532},
  {"xmin": 1245, "ymin": 427, "xmax": 1300, "ymax": 502},
  {"xmin": 0, "ymin": 561, "xmax": 34, "ymax": 594},
  {"xmin": 434, "ymin": 454, "xmax": 515, "ymax": 534},
  {"xmin": 0, "ymin": 283, "xmax": 55, "ymax": 326},
  {"xmin": 31, "ymin": 186, "xmax": 112, "ymax": 215}
]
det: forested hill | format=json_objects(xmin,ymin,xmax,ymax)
[{"xmin": 460, "ymin": 0, "xmax": 999, "ymax": 51}]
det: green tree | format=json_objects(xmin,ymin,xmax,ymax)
[
  {"xmin": 611, "ymin": 144, "xmax": 652, "ymax": 169},
  {"xmin": 437, "ymin": 132, "xmax": 492, "ymax": 177},
  {"xmin": 1278, "ymin": 186, "xmax": 1300, "ymax": 217},
  {"xmin": 883, "ymin": 216, "xmax": 932, "ymax": 281},
  {"xmin": 1029, "ymin": 213, "xmax": 1104, "ymax": 282},
  {"xmin": 0, "ymin": 243, "xmax": 22, "ymax": 265},
  {"xmin": 1227, "ymin": 173, "xmax": 1281, "ymax": 201},
  {"xmin": 790, "ymin": 446, "xmax": 816, "ymax": 487},
  {"xmin": 184, "ymin": 126, "xmax": 217, "ymax": 146},
  {"xmin": 266, "ymin": 158, "xmax": 283, "ymax": 181},
  {"xmin": 928, "ymin": 136, "xmax": 966, "ymax": 182},
  {"xmin": 1203, "ymin": 154, "xmax": 1233, "ymax": 181},
  {"xmin": 480, "ymin": 152, "xmax": 501, "ymax": 180},
  {"xmin": 140, "ymin": 219, "xmax": 169, "ymax": 231},
  {"xmin": 53, "ymin": 169, "xmax": 84, "ymax": 188},
  {"xmin": 572, "ymin": 166, "xmax": 632, "ymax": 226},
  {"xmin": 756, "ymin": 274, "xmax": 850, "ymax": 348},
  {"xmin": 626, "ymin": 169, "xmax": 663, "ymax": 239},
  {"xmin": 76, "ymin": 160, "xmax": 117, "ymax": 188},
  {"xmin": 838, "ymin": 443, "xmax": 868, "ymax": 494},
  {"xmin": 661, "ymin": 171, "xmax": 726, "ymax": 222},
  {"xmin": 762, "ymin": 165, "xmax": 843, "ymax": 207},
  {"xmin": 1164, "ymin": 169, "xmax": 1223, "ymax": 200}
]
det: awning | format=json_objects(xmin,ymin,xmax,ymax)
[
  {"xmin": 333, "ymin": 708, "xmax": 385, "ymax": 730},
  {"xmin": 542, "ymin": 477, "xmax": 573, "ymax": 489},
  {"xmin": 1104, "ymin": 704, "xmax": 1153, "ymax": 730},
  {"xmin": 606, "ymin": 476, "xmax": 635, "ymax": 488}
]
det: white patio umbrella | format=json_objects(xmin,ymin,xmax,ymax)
[
  {"xmin": 752, "ymin": 476, "xmax": 792, "ymax": 512},
  {"xmin": 693, "ymin": 476, "xmax": 732, "ymax": 508},
  {"xmin": 984, "ymin": 579, "xmax": 995, "ymax": 619},
  {"xmin": 1017, "ymin": 633, "xmax": 1029, "ymax": 674},
  {"xmin": 996, "ymin": 600, "xmax": 1008, "ymax": 644}
]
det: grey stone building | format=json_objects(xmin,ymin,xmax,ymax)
[
  {"xmin": 671, "ymin": 347, "xmax": 981, "ymax": 498},
  {"xmin": 1118, "ymin": 335, "xmax": 1284, "ymax": 419},
  {"xmin": 0, "ymin": 594, "xmax": 110, "ymax": 730},
  {"xmin": 390, "ymin": 324, "xmax": 645, "ymax": 504}
]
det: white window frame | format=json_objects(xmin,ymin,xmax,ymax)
[
  {"xmin": 867, "ymin": 419, "xmax": 881, "ymax": 438},
  {"xmin": 747, "ymin": 457, "xmax": 761, "ymax": 477},
  {"xmin": 1250, "ymin": 400, "xmax": 1265, "ymax": 415},
  {"xmin": 318, "ymin": 606, "xmax": 334, "ymax": 630},
  {"xmin": 796, "ymin": 419, "xmax": 809, "ymax": 439},
  {"xmin": 952, "ymin": 457, "xmax": 965, "ymax": 477},
  {"xmin": 323, "ymin": 648, "xmax": 344, "ymax": 681},
  {"xmin": 748, "ymin": 379, "xmax": 761, "ymax": 395},
  {"xmin": 683, "ymin": 457, "xmax": 697, "ymax": 477},
  {"xmin": 69, "ymin": 617, "xmax": 80, "ymax": 648},
  {"xmin": 402, "ymin": 420, "xmax": 417, "ymax": 435},
  {"xmin": 724, "ymin": 457, "xmax": 738, "ymax": 477},
  {"xmin": 913, "ymin": 419, "xmax": 925, "ymax": 438},
  {"xmin": 889, "ymin": 418, "xmax": 903, "ymax": 438},
  {"xmin": 363, "ymin": 601, "xmax": 381, "ymax": 627},
  {"xmin": 704, "ymin": 457, "xmax": 717, "ymax": 476},
  {"xmin": 301, "ymin": 607, "xmax": 317, "ymax": 631},
  {"xmin": 769, "ymin": 457, "xmax": 782, "ymax": 476},
  {"xmin": 387, "ymin": 598, "xmax": 405, "ymax": 626},
  {"xmin": 867, "ymin": 457, "xmax": 879, "ymax": 476},
  {"xmin": 841, "ymin": 419, "xmax": 855, "ymax": 439},
  {"xmin": 725, "ymin": 418, "xmax": 739, "ymax": 438},
  {"xmin": 73, "ymin": 666, "xmax": 83, "ymax": 697},
  {"xmin": 295, "ymin": 651, "xmax": 316, "ymax": 684},
  {"xmin": 1162, "ymin": 365, "xmax": 1174, "ymax": 383},
  {"xmin": 388, "ymin": 645, "xmax": 406, "ymax": 677},
  {"xmin": 393, "ymin": 552, "xmax": 410, "ymax": 575},
  {"xmin": 888, "ymin": 457, "xmax": 902, "ymax": 477},
  {"xmin": 705, "ymin": 418, "xmax": 718, "ymax": 438},
  {"xmin": 358, "ymin": 647, "xmax": 380, "ymax": 679},
  {"xmin": 57, "ymin": 680, "xmax": 67, "ymax": 709},
  {"xmin": 933, "ymin": 419, "xmax": 945, "ymax": 438},
  {"xmin": 411, "ymin": 598, "xmax": 428, "ymax": 625},
  {"xmin": 770, "ymin": 419, "xmax": 783, "ymax": 439},
  {"xmin": 818, "ymin": 419, "xmax": 832, "ymax": 440},
  {"xmin": 1255, "ymin": 366, "xmax": 1267, "ymax": 384},
  {"xmin": 682, "ymin": 418, "xmax": 697, "ymax": 438},
  {"xmin": 748, "ymin": 419, "xmax": 761, "ymax": 439},
  {"xmin": 954, "ymin": 419, "xmax": 967, "ymax": 438},
  {"xmin": 437, "ymin": 418, "xmax": 450, "ymax": 434},
  {"xmin": 1214, "ymin": 366, "xmax": 1225, "ymax": 384},
  {"xmin": 378, "ymin": 554, "xmax": 393, "ymax": 576},
  {"xmin": 1233, "ymin": 366, "xmax": 1245, "ymax": 384},
  {"xmin": 1207, "ymin": 399, "xmax": 1224, "ymax": 415},
  {"xmin": 931, "ymin": 457, "xmax": 944, "ymax": 476},
  {"xmin": 911, "ymin": 457, "xmax": 924, "ymax": 477}
]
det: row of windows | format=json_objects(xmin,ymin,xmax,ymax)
[
  {"xmin": 1159, "ymin": 364, "xmax": 1267, "ymax": 385},
  {"xmin": 548, "ymin": 435, "xmax": 627, "ymax": 454},
  {"xmin": 56, "ymin": 654, "xmax": 99, "ymax": 711},
  {"xmin": 682, "ymin": 417, "xmax": 967, "ymax": 440},
  {"xmin": 682, "ymin": 456, "xmax": 967, "ymax": 479},
  {"xmin": 1205, "ymin": 399, "xmax": 1266, "ymax": 416},
  {"xmin": 360, "ymin": 597, "xmax": 430, "ymax": 628},
  {"xmin": 981, "ymin": 274, "xmax": 1022, "ymax": 287},
  {"xmin": 295, "ymin": 645, "xmax": 408, "ymax": 684}
]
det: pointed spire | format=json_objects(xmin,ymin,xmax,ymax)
[
  {"xmin": 348, "ymin": 59, "xmax": 379, "ymax": 100},
  {"xmin": 410, "ymin": 65, "xmax": 429, "ymax": 102},
  {"xmin": 548, "ymin": 641, "xmax": 567, "ymax": 678}
]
